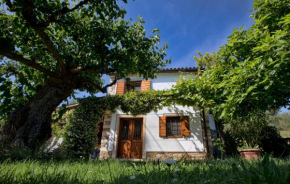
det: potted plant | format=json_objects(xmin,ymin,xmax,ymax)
[
  {"xmin": 230, "ymin": 116, "xmax": 266, "ymax": 160},
  {"xmin": 238, "ymin": 141, "xmax": 261, "ymax": 160}
]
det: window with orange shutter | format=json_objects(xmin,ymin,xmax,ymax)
[
  {"xmin": 116, "ymin": 80, "xmax": 151, "ymax": 95},
  {"xmin": 116, "ymin": 81, "xmax": 126, "ymax": 95},
  {"xmin": 159, "ymin": 116, "xmax": 190, "ymax": 138},
  {"xmin": 141, "ymin": 80, "xmax": 150, "ymax": 91}
]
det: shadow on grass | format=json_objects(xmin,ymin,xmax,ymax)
[{"xmin": 109, "ymin": 156, "xmax": 290, "ymax": 184}]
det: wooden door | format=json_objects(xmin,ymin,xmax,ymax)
[{"xmin": 117, "ymin": 118, "xmax": 143, "ymax": 159}]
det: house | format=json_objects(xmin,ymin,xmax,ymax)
[{"xmin": 99, "ymin": 67, "xmax": 217, "ymax": 160}]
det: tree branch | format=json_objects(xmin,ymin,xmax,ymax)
[
  {"xmin": 81, "ymin": 76, "xmax": 120, "ymax": 93},
  {"xmin": 33, "ymin": 27, "xmax": 67, "ymax": 74},
  {"xmin": 67, "ymin": 0, "xmax": 90, "ymax": 12},
  {"xmin": 5, "ymin": 0, "xmax": 14, "ymax": 10},
  {"xmin": 0, "ymin": 50, "xmax": 58, "ymax": 78},
  {"xmin": 5, "ymin": 0, "xmax": 67, "ymax": 74},
  {"xmin": 81, "ymin": 80, "xmax": 106, "ymax": 93},
  {"xmin": 70, "ymin": 66, "xmax": 83, "ymax": 73},
  {"xmin": 70, "ymin": 66, "xmax": 115, "ymax": 75},
  {"xmin": 17, "ymin": 2, "xmax": 67, "ymax": 75},
  {"xmin": 101, "ymin": 77, "xmax": 118, "ymax": 90},
  {"xmin": 42, "ymin": 0, "xmax": 90, "ymax": 27}
]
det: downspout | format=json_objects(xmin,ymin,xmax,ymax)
[{"xmin": 202, "ymin": 107, "xmax": 210, "ymax": 158}]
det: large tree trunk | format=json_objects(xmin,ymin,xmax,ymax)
[{"xmin": 1, "ymin": 80, "xmax": 75, "ymax": 149}]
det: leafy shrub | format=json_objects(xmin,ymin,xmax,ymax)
[
  {"xmin": 0, "ymin": 146, "xmax": 32, "ymax": 161},
  {"xmin": 229, "ymin": 115, "xmax": 267, "ymax": 148},
  {"xmin": 51, "ymin": 109, "xmax": 75, "ymax": 139},
  {"xmin": 63, "ymin": 98, "xmax": 104, "ymax": 158},
  {"xmin": 259, "ymin": 125, "xmax": 290, "ymax": 157},
  {"xmin": 223, "ymin": 130, "xmax": 239, "ymax": 156},
  {"xmin": 223, "ymin": 124, "xmax": 290, "ymax": 158}
]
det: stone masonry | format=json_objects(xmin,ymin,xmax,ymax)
[
  {"xmin": 146, "ymin": 152, "xmax": 205, "ymax": 161},
  {"xmin": 99, "ymin": 112, "xmax": 113, "ymax": 160}
]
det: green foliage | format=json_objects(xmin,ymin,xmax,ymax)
[
  {"xmin": 63, "ymin": 98, "xmax": 103, "ymax": 158},
  {"xmin": 212, "ymin": 138, "xmax": 225, "ymax": 152},
  {"xmin": 231, "ymin": 114, "xmax": 268, "ymax": 149},
  {"xmin": 0, "ymin": 147, "xmax": 32, "ymax": 161},
  {"xmin": 0, "ymin": 62, "xmax": 43, "ymax": 120},
  {"xmin": 51, "ymin": 108, "xmax": 75, "ymax": 138},
  {"xmin": 118, "ymin": 90, "xmax": 170, "ymax": 115},
  {"xmin": 223, "ymin": 130, "xmax": 239, "ymax": 156},
  {"xmin": 63, "ymin": 90, "xmax": 169, "ymax": 158},
  {"xmin": 173, "ymin": 0, "xmax": 290, "ymax": 121},
  {"xmin": 0, "ymin": 0, "xmax": 170, "ymax": 119},
  {"xmin": 259, "ymin": 125, "xmax": 290, "ymax": 157},
  {"xmin": 1, "ymin": 157, "xmax": 290, "ymax": 183},
  {"xmin": 223, "ymin": 122, "xmax": 290, "ymax": 158}
]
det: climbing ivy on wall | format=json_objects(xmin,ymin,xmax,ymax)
[{"xmin": 63, "ymin": 90, "xmax": 171, "ymax": 158}]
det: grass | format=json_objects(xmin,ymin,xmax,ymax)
[
  {"xmin": 280, "ymin": 131, "xmax": 290, "ymax": 138},
  {"xmin": 0, "ymin": 156, "xmax": 290, "ymax": 184}
]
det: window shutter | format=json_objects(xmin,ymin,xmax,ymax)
[
  {"xmin": 181, "ymin": 116, "xmax": 190, "ymax": 137},
  {"xmin": 141, "ymin": 80, "xmax": 150, "ymax": 91},
  {"xmin": 159, "ymin": 116, "xmax": 166, "ymax": 137},
  {"xmin": 116, "ymin": 81, "xmax": 126, "ymax": 95}
]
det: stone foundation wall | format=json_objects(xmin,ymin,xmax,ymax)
[
  {"xmin": 99, "ymin": 112, "xmax": 112, "ymax": 160},
  {"xmin": 146, "ymin": 152, "xmax": 206, "ymax": 161},
  {"xmin": 99, "ymin": 151, "xmax": 112, "ymax": 160}
]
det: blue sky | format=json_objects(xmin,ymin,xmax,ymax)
[
  {"xmin": 76, "ymin": 0, "xmax": 255, "ymax": 97},
  {"xmin": 120, "ymin": 0, "xmax": 254, "ymax": 68}
]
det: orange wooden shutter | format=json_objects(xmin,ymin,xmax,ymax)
[
  {"xmin": 159, "ymin": 116, "xmax": 166, "ymax": 137},
  {"xmin": 116, "ymin": 81, "xmax": 126, "ymax": 95},
  {"xmin": 141, "ymin": 80, "xmax": 150, "ymax": 91},
  {"xmin": 181, "ymin": 116, "xmax": 190, "ymax": 137}
]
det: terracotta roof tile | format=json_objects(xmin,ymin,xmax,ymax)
[{"xmin": 159, "ymin": 67, "xmax": 198, "ymax": 73}]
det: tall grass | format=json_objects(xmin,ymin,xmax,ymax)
[{"xmin": 1, "ymin": 156, "xmax": 290, "ymax": 183}]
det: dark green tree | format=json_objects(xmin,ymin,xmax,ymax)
[{"xmin": 0, "ymin": 0, "xmax": 169, "ymax": 148}]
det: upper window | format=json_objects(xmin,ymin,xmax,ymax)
[
  {"xmin": 126, "ymin": 81, "xmax": 141, "ymax": 92},
  {"xmin": 116, "ymin": 80, "xmax": 150, "ymax": 95},
  {"xmin": 166, "ymin": 117, "xmax": 182, "ymax": 137}
]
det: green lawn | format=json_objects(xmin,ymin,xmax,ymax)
[
  {"xmin": 0, "ymin": 156, "xmax": 290, "ymax": 184},
  {"xmin": 280, "ymin": 131, "xmax": 290, "ymax": 138}
]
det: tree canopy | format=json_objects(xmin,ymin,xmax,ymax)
[
  {"xmin": 0, "ymin": 0, "xmax": 169, "ymax": 148},
  {"xmin": 173, "ymin": 0, "xmax": 290, "ymax": 121},
  {"xmin": 0, "ymin": 0, "xmax": 169, "ymax": 118}
]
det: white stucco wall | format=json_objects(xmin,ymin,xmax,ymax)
[
  {"xmin": 109, "ymin": 73, "xmax": 189, "ymax": 94},
  {"xmin": 107, "ymin": 72, "xmax": 205, "ymax": 155},
  {"xmin": 144, "ymin": 106, "xmax": 204, "ymax": 152}
]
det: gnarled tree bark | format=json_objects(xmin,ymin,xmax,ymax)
[{"xmin": 1, "ymin": 79, "xmax": 76, "ymax": 149}]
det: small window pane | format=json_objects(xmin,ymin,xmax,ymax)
[
  {"xmin": 127, "ymin": 82, "xmax": 141, "ymax": 92},
  {"xmin": 121, "ymin": 121, "xmax": 129, "ymax": 139},
  {"xmin": 135, "ymin": 86, "xmax": 141, "ymax": 91},
  {"xmin": 134, "ymin": 120, "xmax": 142, "ymax": 140},
  {"xmin": 166, "ymin": 117, "xmax": 181, "ymax": 136}
]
